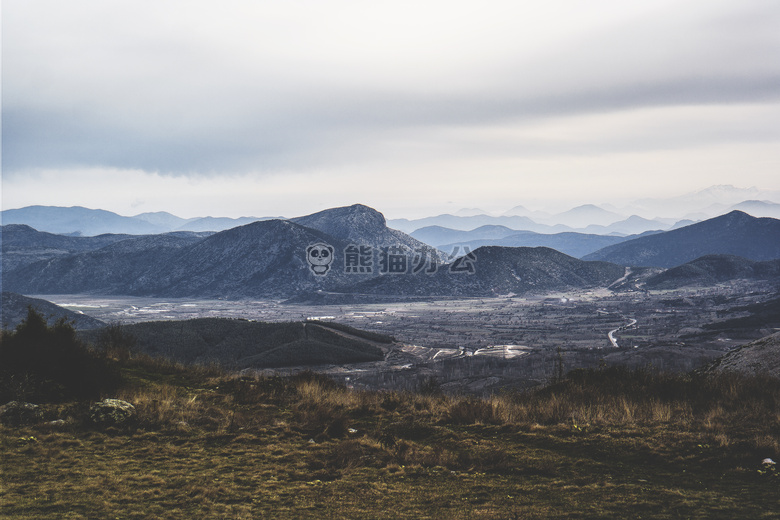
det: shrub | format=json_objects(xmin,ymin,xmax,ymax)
[{"xmin": 0, "ymin": 307, "xmax": 120, "ymax": 402}]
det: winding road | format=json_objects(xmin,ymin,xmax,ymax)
[{"xmin": 608, "ymin": 318, "xmax": 637, "ymax": 348}]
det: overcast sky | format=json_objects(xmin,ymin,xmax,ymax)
[{"xmin": 3, "ymin": 0, "xmax": 779, "ymax": 219}]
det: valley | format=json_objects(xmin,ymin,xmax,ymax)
[{"xmin": 36, "ymin": 278, "xmax": 779, "ymax": 394}]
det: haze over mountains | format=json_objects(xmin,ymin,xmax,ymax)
[
  {"xmin": 3, "ymin": 185, "xmax": 778, "ymax": 238},
  {"xmin": 3, "ymin": 201, "xmax": 780, "ymax": 301}
]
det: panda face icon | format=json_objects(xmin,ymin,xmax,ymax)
[{"xmin": 306, "ymin": 243, "xmax": 334, "ymax": 275}]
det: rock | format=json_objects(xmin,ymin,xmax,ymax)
[
  {"xmin": 0, "ymin": 401, "xmax": 43, "ymax": 426},
  {"xmin": 89, "ymin": 399, "xmax": 136, "ymax": 427}
]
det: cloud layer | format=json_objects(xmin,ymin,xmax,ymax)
[{"xmin": 3, "ymin": 0, "xmax": 780, "ymax": 216}]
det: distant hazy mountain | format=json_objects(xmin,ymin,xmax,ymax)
[
  {"xmin": 410, "ymin": 225, "xmax": 520, "ymax": 248},
  {"xmin": 337, "ymin": 246, "xmax": 624, "ymax": 298},
  {"xmin": 133, "ymin": 211, "xmax": 196, "ymax": 230},
  {"xmin": 628, "ymin": 185, "xmax": 771, "ymax": 219},
  {"xmin": 1, "ymin": 224, "xmax": 135, "ymax": 273},
  {"xmin": 730, "ymin": 200, "xmax": 780, "ymax": 219},
  {"xmin": 437, "ymin": 231, "xmax": 638, "ymax": 259},
  {"xmin": 454, "ymin": 208, "xmax": 489, "ymax": 217},
  {"xmin": 644, "ymin": 255, "xmax": 780, "ymax": 289},
  {"xmin": 501, "ymin": 205, "xmax": 552, "ymax": 220},
  {"xmin": 548, "ymin": 204, "xmax": 625, "ymax": 228},
  {"xmin": 579, "ymin": 215, "xmax": 667, "ymax": 236},
  {"xmin": 1, "ymin": 292, "xmax": 105, "ymax": 330},
  {"xmin": 388, "ymin": 214, "xmax": 571, "ymax": 234},
  {"xmin": 1, "ymin": 206, "xmax": 164, "ymax": 236},
  {"xmin": 1, "ymin": 205, "xmax": 280, "ymax": 235},
  {"xmin": 582, "ymin": 211, "xmax": 780, "ymax": 267},
  {"xmin": 177, "ymin": 216, "xmax": 269, "ymax": 232}
]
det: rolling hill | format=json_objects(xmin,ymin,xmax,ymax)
[
  {"xmin": 334, "ymin": 246, "xmax": 625, "ymax": 298},
  {"xmin": 582, "ymin": 211, "xmax": 780, "ymax": 267},
  {"xmin": 643, "ymin": 255, "xmax": 780, "ymax": 289},
  {"xmin": 78, "ymin": 318, "xmax": 389, "ymax": 368},
  {"xmin": 1, "ymin": 292, "xmax": 105, "ymax": 330}
]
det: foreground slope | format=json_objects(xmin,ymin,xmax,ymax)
[
  {"xmin": 704, "ymin": 331, "xmax": 780, "ymax": 377},
  {"xmin": 583, "ymin": 211, "xmax": 780, "ymax": 267}
]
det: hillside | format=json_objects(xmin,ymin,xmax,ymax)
[
  {"xmin": 79, "ymin": 318, "xmax": 389, "ymax": 368},
  {"xmin": 583, "ymin": 211, "xmax": 780, "ymax": 267},
  {"xmin": 4, "ymin": 233, "xmax": 209, "ymax": 295},
  {"xmin": 3, "ymin": 205, "xmax": 440, "ymax": 299},
  {"xmin": 437, "ymin": 231, "xmax": 632, "ymax": 259},
  {"xmin": 336, "ymin": 246, "xmax": 624, "ymax": 298},
  {"xmin": 644, "ymin": 255, "xmax": 780, "ymax": 289},
  {"xmin": 1, "ymin": 224, "xmax": 134, "ymax": 273},
  {"xmin": 0, "ymin": 206, "xmax": 165, "ymax": 236},
  {"xmin": 0, "ymin": 292, "xmax": 105, "ymax": 330},
  {"xmin": 704, "ymin": 331, "xmax": 780, "ymax": 377}
]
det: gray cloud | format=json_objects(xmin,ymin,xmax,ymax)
[{"xmin": 3, "ymin": 0, "xmax": 780, "ymax": 177}]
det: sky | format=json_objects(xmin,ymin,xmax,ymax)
[{"xmin": 2, "ymin": 0, "xmax": 780, "ymax": 219}]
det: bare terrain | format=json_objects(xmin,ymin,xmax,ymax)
[{"xmin": 35, "ymin": 279, "xmax": 780, "ymax": 395}]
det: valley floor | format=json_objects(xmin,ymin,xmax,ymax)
[{"xmin": 36, "ymin": 280, "xmax": 780, "ymax": 394}]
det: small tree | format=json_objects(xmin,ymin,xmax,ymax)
[{"xmin": 0, "ymin": 307, "xmax": 120, "ymax": 402}]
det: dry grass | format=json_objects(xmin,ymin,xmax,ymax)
[{"xmin": 2, "ymin": 362, "xmax": 779, "ymax": 519}]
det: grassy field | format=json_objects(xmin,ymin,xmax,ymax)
[{"xmin": 2, "ymin": 354, "xmax": 780, "ymax": 519}]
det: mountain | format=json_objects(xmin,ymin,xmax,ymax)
[
  {"xmin": 454, "ymin": 208, "xmax": 489, "ymax": 217},
  {"xmin": 1, "ymin": 224, "xmax": 136, "ymax": 273},
  {"xmin": 5, "ymin": 233, "xmax": 209, "ymax": 295},
  {"xmin": 437, "ymin": 231, "xmax": 634, "ymax": 259},
  {"xmin": 730, "ymin": 200, "xmax": 780, "ymax": 219},
  {"xmin": 582, "ymin": 211, "xmax": 780, "ymax": 267},
  {"xmin": 644, "ymin": 255, "xmax": 780, "ymax": 289},
  {"xmin": 501, "ymin": 205, "xmax": 552, "ymax": 221},
  {"xmin": 704, "ymin": 331, "xmax": 780, "ymax": 378},
  {"xmin": 291, "ymin": 204, "xmax": 430, "ymax": 252},
  {"xmin": 628, "ymin": 185, "xmax": 770, "ymax": 219},
  {"xmin": 1, "ymin": 292, "xmax": 105, "ymax": 330},
  {"xmin": 133, "ymin": 211, "xmax": 196, "ymax": 229},
  {"xmin": 1, "ymin": 205, "xmax": 281, "ymax": 235},
  {"xmin": 387, "ymin": 214, "xmax": 571, "ymax": 234},
  {"xmin": 549, "ymin": 204, "xmax": 624, "ymax": 228},
  {"xmin": 410, "ymin": 225, "xmax": 520, "ymax": 248},
  {"xmin": 4, "ymin": 205, "xmax": 429, "ymax": 299},
  {"xmin": 79, "ymin": 319, "xmax": 390, "ymax": 368},
  {"xmin": 176, "ymin": 216, "xmax": 269, "ymax": 232},
  {"xmin": 334, "ymin": 246, "xmax": 624, "ymax": 298},
  {"xmin": 580, "ymin": 215, "xmax": 667, "ymax": 236},
  {"xmin": 1, "ymin": 206, "xmax": 165, "ymax": 236}
]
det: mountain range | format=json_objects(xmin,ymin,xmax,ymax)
[
  {"xmin": 3, "ymin": 205, "xmax": 779, "ymax": 301},
  {"xmin": 582, "ymin": 211, "xmax": 780, "ymax": 267}
]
